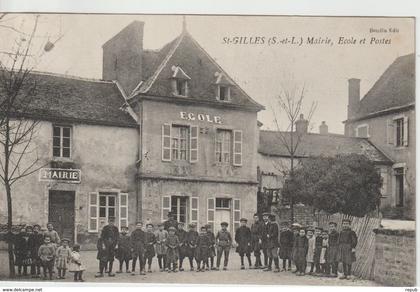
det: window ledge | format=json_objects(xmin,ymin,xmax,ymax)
[{"xmin": 51, "ymin": 157, "xmax": 74, "ymax": 163}]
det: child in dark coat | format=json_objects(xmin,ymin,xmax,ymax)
[
  {"xmin": 235, "ymin": 218, "xmax": 252, "ymax": 269},
  {"xmin": 144, "ymin": 223, "xmax": 156, "ymax": 272},
  {"xmin": 279, "ymin": 222, "xmax": 294, "ymax": 271},
  {"xmin": 293, "ymin": 228, "xmax": 308, "ymax": 276},
  {"xmin": 195, "ymin": 226, "xmax": 210, "ymax": 272},
  {"xmin": 205, "ymin": 224, "xmax": 217, "ymax": 270},
  {"xmin": 176, "ymin": 222, "xmax": 188, "ymax": 271},
  {"xmin": 186, "ymin": 223, "xmax": 199, "ymax": 271},
  {"xmin": 28, "ymin": 224, "xmax": 44, "ymax": 278},
  {"xmin": 14, "ymin": 227, "xmax": 32, "ymax": 277},
  {"xmin": 320, "ymin": 230, "xmax": 329, "ymax": 276},
  {"xmin": 166, "ymin": 226, "xmax": 180, "ymax": 272},
  {"xmin": 116, "ymin": 226, "xmax": 131, "ymax": 273},
  {"xmin": 338, "ymin": 219, "xmax": 358, "ymax": 280},
  {"xmin": 313, "ymin": 227, "xmax": 323, "ymax": 274},
  {"xmin": 38, "ymin": 236, "xmax": 55, "ymax": 280},
  {"xmin": 95, "ymin": 236, "xmax": 108, "ymax": 277},
  {"xmin": 327, "ymin": 222, "xmax": 340, "ymax": 277}
]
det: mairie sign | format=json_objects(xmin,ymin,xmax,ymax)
[{"xmin": 39, "ymin": 168, "xmax": 81, "ymax": 183}]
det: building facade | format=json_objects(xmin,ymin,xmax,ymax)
[{"xmin": 344, "ymin": 53, "xmax": 415, "ymax": 219}]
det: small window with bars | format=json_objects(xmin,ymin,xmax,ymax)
[{"xmin": 53, "ymin": 125, "xmax": 71, "ymax": 158}]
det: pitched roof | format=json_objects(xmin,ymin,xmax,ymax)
[
  {"xmin": 132, "ymin": 31, "xmax": 264, "ymax": 111},
  {"xmin": 2, "ymin": 72, "xmax": 138, "ymax": 128},
  {"xmin": 258, "ymin": 130, "xmax": 392, "ymax": 164},
  {"xmin": 352, "ymin": 53, "xmax": 415, "ymax": 120}
]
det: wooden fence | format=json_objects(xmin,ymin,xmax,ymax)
[{"xmin": 314, "ymin": 213, "xmax": 381, "ymax": 280}]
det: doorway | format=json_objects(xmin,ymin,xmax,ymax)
[
  {"xmin": 48, "ymin": 190, "xmax": 75, "ymax": 243},
  {"xmin": 214, "ymin": 198, "xmax": 232, "ymax": 233}
]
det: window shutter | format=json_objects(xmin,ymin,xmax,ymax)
[
  {"xmin": 190, "ymin": 125, "xmax": 199, "ymax": 163},
  {"xmin": 88, "ymin": 192, "xmax": 99, "ymax": 232},
  {"xmin": 162, "ymin": 196, "xmax": 171, "ymax": 222},
  {"xmin": 386, "ymin": 120, "xmax": 395, "ymax": 145},
  {"xmin": 233, "ymin": 198, "xmax": 241, "ymax": 233},
  {"xmin": 162, "ymin": 124, "xmax": 171, "ymax": 161},
  {"xmin": 190, "ymin": 197, "xmax": 199, "ymax": 226},
  {"xmin": 403, "ymin": 116, "xmax": 409, "ymax": 146},
  {"xmin": 233, "ymin": 130, "xmax": 243, "ymax": 166},
  {"xmin": 207, "ymin": 198, "xmax": 215, "ymax": 233},
  {"xmin": 119, "ymin": 193, "xmax": 128, "ymax": 230}
]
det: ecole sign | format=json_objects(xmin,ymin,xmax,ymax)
[
  {"xmin": 39, "ymin": 168, "xmax": 81, "ymax": 184},
  {"xmin": 180, "ymin": 112, "xmax": 222, "ymax": 124}
]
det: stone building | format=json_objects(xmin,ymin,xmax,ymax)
[{"xmin": 344, "ymin": 53, "xmax": 415, "ymax": 219}]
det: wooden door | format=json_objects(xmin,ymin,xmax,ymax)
[{"xmin": 49, "ymin": 190, "xmax": 75, "ymax": 243}]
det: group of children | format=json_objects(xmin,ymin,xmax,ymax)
[{"xmin": 12, "ymin": 223, "xmax": 85, "ymax": 281}]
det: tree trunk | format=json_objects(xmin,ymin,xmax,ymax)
[{"xmin": 6, "ymin": 182, "xmax": 15, "ymax": 278}]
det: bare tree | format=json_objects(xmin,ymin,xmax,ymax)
[
  {"xmin": 271, "ymin": 79, "xmax": 317, "ymax": 222},
  {"xmin": 0, "ymin": 14, "xmax": 57, "ymax": 277}
]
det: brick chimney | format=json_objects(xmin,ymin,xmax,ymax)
[
  {"xmin": 319, "ymin": 121, "xmax": 328, "ymax": 135},
  {"xmin": 295, "ymin": 113, "xmax": 309, "ymax": 134},
  {"xmin": 102, "ymin": 21, "xmax": 144, "ymax": 95},
  {"xmin": 347, "ymin": 78, "xmax": 361, "ymax": 120}
]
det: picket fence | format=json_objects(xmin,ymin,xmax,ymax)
[{"xmin": 314, "ymin": 213, "xmax": 381, "ymax": 280}]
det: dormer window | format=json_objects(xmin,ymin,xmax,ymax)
[
  {"xmin": 171, "ymin": 65, "xmax": 191, "ymax": 97},
  {"xmin": 218, "ymin": 85, "xmax": 230, "ymax": 101},
  {"xmin": 214, "ymin": 72, "xmax": 233, "ymax": 102}
]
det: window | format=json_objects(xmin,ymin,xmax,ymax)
[
  {"xmin": 171, "ymin": 196, "xmax": 188, "ymax": 223},
  {"xmin": 395, "ymin": 118, "xmax": 404, "ymax": 147},
  {"xmin": 172, "ymin": 125, "xmax": 189, "ymax": 160},
  {"xmin": 175, "ymin": 79, "xmax": 188, "ymax": 96},
  {"xmin": 217, "ymin": 85, "xmax": 230, "ymax": 101},
  {"xmin": 99, "ymin": 193, "xmax": 117, "ymax": 221},
  {"xmin": 162, "ymin": 196, "xmax": 198, "ymax": 225},
  {"xmin": 216, "ymin": 129, "xmax": 232, "ymax": 163},
  {"xmin": 394, "ymin": 168, "xmax": 404, "ymax": 207},
  {"xmin": 53, "ymin": 125, "xmax": 71, "ymax": 158},
  {"xmin": 356, "ymin": 124, "xmax": 369, "ymax": 138},
  {"xmin": 216, "ymin": 198, "xmax": 231, "ymax": 209}
]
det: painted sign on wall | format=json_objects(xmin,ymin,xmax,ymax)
[
  {"xmin": 39, "ymin": 168, "xmax": 81, "ymax": 183},
  {"xmin": 180, "ymin": 112, "xmax": 222, "ymax": 124}
]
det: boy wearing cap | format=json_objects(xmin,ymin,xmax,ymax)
[
  {"xmin": 320, "ymin": 230, "xmax": 329, "ymax": 276},
  {"xmin": 216, "ymin": 222, "xmax": 232, "ymax": 270},
  {"xmin": 185, "ymin": 223, "xmax": 199, "ymax": 271},
  {"xmin": 235, "ymin": 218, "xmax": 252, "ymax": 269},
  {"xmin": 144, "ymin": 223, "xmax": 156, "ymax": 273},
  {"xmin": 155, "ymin": 223, "xmax": 168, "ymax": 272},
  {"xmin": 131, "ymin": 221, "xmax": 146, "ymax": 275},
  {"xmin": 38, "ymin": 235, "xmax": 55, "ymax": 280},
  {"xmin": 306, "ymin": 228, "xmax": 316, "ymax": 274},
  {"xmin": 313, "ymin": 227, "xmax": 323, "ymax": 275},
  {"xmin": 166, "ymin": 226, "xmax": 180, "ymax": 272},
  {"xmin": 28, "ymin": 224, "xmax": 44, "ymax": 277},
  {"xmin": 250, "ymin": 213, "xmax": 263, "ymax": 269},
  {"xmin": 263, "ymin": 214, "xmax": 280, "ymax": 272},
  {"xmin": 338, "ymin": 219, "xmax": 358, "ymax": 280},
  {"xmin": 291, "ymin": 223, "xmax": 301, "ymax": 273},
  {"xmin": 176, "ymin": 222, "xmax": 188, "ymax": 271},
  {"xmin": 100, "ymin": 216, "xmax": 119, "ymax": 276},
  {"xmin": 195, "ymin": 226, "xmax": 211, "ymax": 272},
  {"xmin": 279, "ymin": 222, "xmax": 294, "ymax": 272},
  {"xmin": 205, "ymin": 224, "xmax": 217, "ymax": 270},
  {"xmin": 327, "ymin": 222, "xmax": 339, "ymax": 277},
  {"xmin": 261, "ymin": 212, "xmax": 271, "ymax": 268},
  {"xmin": 116, "ymin": 226, "xmax": 131, "ymax": 274}
]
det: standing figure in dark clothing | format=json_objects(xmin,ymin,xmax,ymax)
[
  {"xmin": 176, "ymin": 222, "xmax": 187, "ymax": 271},
  {"xmin": 261, "ymin": 212, "xmax": 271, "ymax": 268},
  {"xmin": 28, "ymin": 224, "xmax": 44, "ymax": 278},
  {"xmin": 14, "ymin": 227, "xmax": 32, "ymax": 276},
  {"xmin": 313, "ymin": 227, "xmax": 323, "ymax": 275},
  {"xmin": 327, "ymin": 222, "xmax": 340, "ymax": 278},
  {"xmin": 338, "ymin": 219, "xmax": 358, "ymax": 280},
  {"xmin": 144, "ymin": 223, "xmax": 156, "ymax": 273},
  {"xmin": 155, "ymin": 223, "xmax": 168, "ymax": 272},
  {"xmin": 235, "ymin": 218, "xmax": 252, "ymax": 269},
  {"xmin": 250, "ymin": 213, "xmax": 263, "ymax": 269},
  {"xmin": 195, "ymin": 226, "xmax": 210, "ymax": 272},
  {"xmin": 279, "ymin": 222, "xmax": 294, "ymax": 271},
  {"xmin": 116, "ymin": 226, "xmax": 131, "ymax": 274},
  {"xmin": 100, "ymin": 216, "xmax": 119, "ymax": 277},
  {"xmin": 185, "ymin": 223, "xmax": 198, "ymax": 271},
  {"xmin": 291, "ymin": 223, "xmax": 301, "ymax": 273},
  {"xmin": 166, "ymin": 227, "xmax": 180, "ymax": 273},
  {"xmin": 293, "ymin": 228, "xmax": 308, "ymax": 276},
  {"xmin": 263, "ymin": 214, "xmax": 280, "ymax": 272},
  {"xmin": 215, "ymin": 222, "xmax": 232, "ymax": 271},
  {"xmin": 94, "ymin": 236, "xmax": 108, "ymax": 278},
  {"xmin": 205, "ymin": 224, "xmax": 217, "ymax": 270},
  {"xmin": 163, "ymin": 212, "xmax": 178, "ymax": 232},
  {"xmin": 131, "ymin": 222, "xmax": 146, "ymax": 275}
]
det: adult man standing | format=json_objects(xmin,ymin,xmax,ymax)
[
  {"xmin": 131, "ymin": 221, "xmax": 146, "ymax": 275},
  {"xmin": 100, "ymin": 216, "xmax": 119, "ymax": 277},
  {"xmin": 261, "ymin": 212, "xmax": 271, "ymax": 268},
  {"xmin": 264, "ymin": 214, "xmax": 280, "ymax": 272},
  {"xmin": 250, "ymin": 213, "xmax": 263, "ymax": 269},
  {"xmin": 164, "ymin": 212, "xmax": 179, "ymax": 231}
]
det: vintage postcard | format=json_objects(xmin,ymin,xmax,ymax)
[{"xmin": 0, "ymin": 13, "xmax": 415, "ymax": 287}]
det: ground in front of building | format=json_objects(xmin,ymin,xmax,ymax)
[{"xmin": 0, "ymin": 250, "xmax": 378, "ymax": 286}]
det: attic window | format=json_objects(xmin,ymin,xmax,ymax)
[
  {"xmin": 218, "ymin": 85, "xmax": 230, "ymax": 101},
  {"xmin": 171, "ymin": 66, "xmax": 191, "ymax": 97},
  {"xmin": 214, "ymin": 72, "xmax": 232, "ymax": 102}
]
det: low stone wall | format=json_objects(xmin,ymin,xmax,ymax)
[{"xmin": 373, "ymin": 228, "xmax": 416, "ymax": 286}]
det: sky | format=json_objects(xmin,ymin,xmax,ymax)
[{"xmin": 0, "ymin": 14, "xmax": 415, "ymax": 134}]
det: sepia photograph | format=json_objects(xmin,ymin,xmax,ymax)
[{"xmin": 0, "ymin": 10, "xmax": 416, "ymax": 288}]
